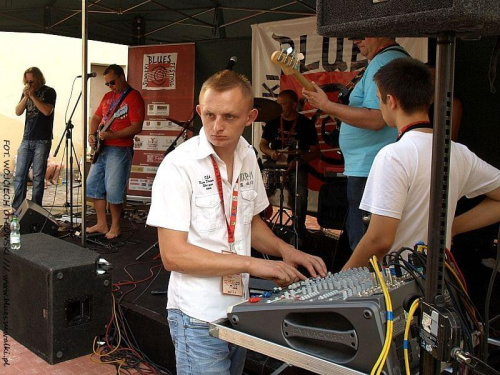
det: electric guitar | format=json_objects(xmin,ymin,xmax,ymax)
[
  {"xmin": 270, "ymin": 49, "xmax": 346, "ymax": 163},
  {"xmin": 91, "ymin": 105, "xmax": 128, "ymax": 163},
  {"xmin": 270, "ymin": 49, "xmax": 315, "ymax": 91}
]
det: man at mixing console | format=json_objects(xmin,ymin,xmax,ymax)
[
  {"xmin": 342, "ymin": 58, "xmax": 500, "ymax": 270},
  {"xmin": 147, "ymin": 70, "xmax": 327, "ymax": 375}
]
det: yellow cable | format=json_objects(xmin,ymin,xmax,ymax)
[
  {"xmin": 370, "ymin": 256, "xmax": 394, "ymax": 375},
  {"xmin": 404, "ymin": 299, "xmax": 420, "ymax": 375},
  {"xmin": 89, "ymin": 293, "xmax": 126, "ymax": 371},
  {"xmin": 377, "ymin": 261, "xmax": 393, "ymax": 375}
]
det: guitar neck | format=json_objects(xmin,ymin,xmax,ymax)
[
  {"xmin": 292, "ymin": 72, "xmax": 314, "ymax": 91},
  {"xmin": 100, "ymin": 116, "xmax": 115, "ymax": 133}
]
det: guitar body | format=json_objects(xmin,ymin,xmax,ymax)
[{"xmin": 91, "ymin": 105, "xmax": 128, "ymax": 163}]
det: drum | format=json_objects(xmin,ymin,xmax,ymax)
[{"xmin": 262, "ymin": 168, "xmax": 288, "ymax": 191}]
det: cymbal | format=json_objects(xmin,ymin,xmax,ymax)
[{"xmin": 253, "ymin": 98, "xmax": 282, "ymax": 123}]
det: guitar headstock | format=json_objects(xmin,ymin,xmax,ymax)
[
  {"xmin": 270, "ymin": 49, "xmax": 302, "ymax": 76},
  {"xmin": 114, "ymin": 105, "xmax": 128, "ymax": 119},
  {"xmin": 270, "ymin": 49, "xmax": 314, "ymax": 91}
]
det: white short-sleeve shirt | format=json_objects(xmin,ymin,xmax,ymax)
[
  {"xmin": 361, "ymin": 131, "xmax": 500, "ymax": 254},
  {"xmin": 147, "ymin": 130, "xmax": 269, "ymax": 322}
]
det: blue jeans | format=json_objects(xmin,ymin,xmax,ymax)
[
  {"xmin": 167, "ymin": 309, "xmax": 246, "ymax": 375},
  {"xmin": 86, "ymin": 146, "xmax": 133, "ymax": 204},
  {"xmin": 13, "ymin": 140, "xmax": 51, "ymax": 210},
  {"xmin": 346, "ymin": 176, "xmax": 368, "ymax": 251}
]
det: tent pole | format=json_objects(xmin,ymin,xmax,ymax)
[{"xmin": 81, "ymin": 0, "xmax": 88, "ymax": 247}]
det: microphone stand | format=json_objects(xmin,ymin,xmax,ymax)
[
  {"xmin": 136, "ymin": 110, "xmax": 198, "ymax": 262},
  {"xmin": 53, "ymin": 91, "xmax": 83, "ymax": 236},
  {"xmin": 163, "ymin": 111, "xmax": 197, "ymax": 157},
  {"xmin": 292, "ymin": 142, "xmax": 300, "ymax": 249}
]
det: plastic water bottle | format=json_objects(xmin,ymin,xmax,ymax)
[{"xmin": 10, "ymin": 215, "xmax": 21, "ymax": 250}]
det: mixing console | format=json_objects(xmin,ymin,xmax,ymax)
[{"xmin": 227, "ymin": 267, "xmax": 421, "ymax": 375}]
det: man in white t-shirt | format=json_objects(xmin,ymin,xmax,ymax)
[
  {"xmin": 147, "ymin": 70, "xmax": 327, "ymax": 375},
  {"xmin": 343, "ymin": 58, "xmax": 500, "ymax": 270}
]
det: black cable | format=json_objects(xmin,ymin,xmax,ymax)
[
  {"xmin": 386, "ymin": 261, "xmax": 425, "ymax": 295},
  {"xmin": 446, "ymin": 280, "xmax": 474, "ymax": 352},
  {"xmin": 330, "ymin": 209, "xmax": 348, "ymax": 271},
  {"xmin": 113, "ymin": 297, "xmax": 172, "ymax": 374},
  {"xmin": 131, "ymin": 264, "xmax": 164, "ymax": 305},
  {"xmin": 483, "ymin": 227, "xmax": 500, "ymax": 361}
]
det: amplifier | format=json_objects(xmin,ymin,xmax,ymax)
[
  {"xmin": 317, "ymin": 0, "xmax": 500, "ymax": 38},
  {"xmin": 228, "ymin": 268, "xmax": 421, "ymax": 375},
  {"xmin": 0, "ymin": 233, "xmax": 112, "ymax": 364}
]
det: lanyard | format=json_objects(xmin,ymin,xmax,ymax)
[
  {"xmin": 397, "ymin": 121, "xmax": 433, "ymax": 141},
  {"xmin": 280, "ymin": 116, "xmax": 298, "ymax": 148},
  {"xmin": 210, "ymin": 155, "xmax": 239, "ymax": 250}
]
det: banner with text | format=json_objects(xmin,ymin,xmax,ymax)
[
  {"xmin": 252, "ymin": 17, "xmax": 427, "ymax": 192},
  {"xmin": 127, "ymin": 43, "xmax": 195, "ymax": 198}
]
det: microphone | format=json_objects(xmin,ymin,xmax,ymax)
[
  {"xmin": 76, "ymin": 72, "xmax": 97, "ymax": 78},
  {"xmin": 225, "ymin": 56, "xmax": 237, "ymax": 70}
]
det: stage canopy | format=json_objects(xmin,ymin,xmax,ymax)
[{"xmin": 0, "ymin": 0, "xmax": 316, "ymax": 45}]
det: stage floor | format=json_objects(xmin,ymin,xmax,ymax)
[{"xmin": 2, "ymin": 182, "xmax": 499, "ymax": 374}]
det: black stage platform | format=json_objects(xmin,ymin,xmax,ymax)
[
  {"xmin": 56, "ymin": 209, "xmax": 500, "ymax": 374},
  {"xmin": 58, "ymin": 211, "xmax": 351, "ymax": 374}
]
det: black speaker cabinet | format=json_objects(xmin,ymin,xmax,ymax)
[
  {"xmin": 0, "ymin": 233, "xmax": 112, "ymax": 364},
  {"xmin": 17, "ymin": 199, "xmax": 59, "ymax": 237},
  {"xmin": 317, "ymin": 0, "xmax": 500, "ymax": 38}
]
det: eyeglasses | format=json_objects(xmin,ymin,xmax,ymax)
[{"xmin": 105, "ymin": 79, "xmax": 117, "ymax": 87}]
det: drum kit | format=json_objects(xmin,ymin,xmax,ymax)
[
  {"xmin": 254, "ymin": 98, "xmax": 303, "ymax": 247},
  {"xmin": 261, "ymin": 149, "xmax": 302, "ymax": 248}
]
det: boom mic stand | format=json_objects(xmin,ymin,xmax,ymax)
[
  {"xmin": 163, "ymin": 112, "xmax": 197, "ymax": 157},
  {"xmin": 53, "ymin": 91, "xmax": 83, "ymax": 236},
  {"xmin": 136, "ymin": 111, "xmax": 198, "ymax": 262},
  {"xmin": 291, "ymin": 143, "xmax": 301, "ymax": 249}
]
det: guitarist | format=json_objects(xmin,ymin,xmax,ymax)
[
  {"xmin": 302, "ymin": 37, "xmax": 409, "ymax": 252},
  {"xmin": 87, "ymin": 64, "xmax": 145, "ymax": 239}
]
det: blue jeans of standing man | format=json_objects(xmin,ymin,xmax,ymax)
[
  {"xmin": 346, "ymin": 176, "xmax": 368, "ymax": 251},
  {"xmin": 167, "ymin": 309, "xmax": 247, "ymax": 375},
  {"xmin": 13, "ymin": 140, "xmax": 51, "ymax": 210}
]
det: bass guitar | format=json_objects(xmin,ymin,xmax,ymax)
[
  {"xmin": 270, "ymin": 49, "xmax": 340, "ymax": 161},
  {"xmin": 270, "ymin": 49, "xmax": 364, "ymax": 153},
  {"xmin": 270, "ymin": 49, "xmax": 314, "ymax": 91},
  {"xmin": 91, "ymin": 105, "xmax": 128, "ymax": 163}
]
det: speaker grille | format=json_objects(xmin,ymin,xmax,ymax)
[
  {"xmin": 0, "ymin": 233, "xmax": 112, "ymax": 364},
  {"xmin": 317, "ymin": 0, "xmax": 500, "ymax": 38}
]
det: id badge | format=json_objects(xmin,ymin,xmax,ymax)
[{"xmin": 221, "ymin": 250, "xmax": 243, "ymax": 296}]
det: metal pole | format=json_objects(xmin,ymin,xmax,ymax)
[
  {"xmin": 421, "ymin": 32, "xmax": 456, "ymax": 375},
  {"xmin": 81, "ymin": 0, "xmax": 88, "ymax": 247}
]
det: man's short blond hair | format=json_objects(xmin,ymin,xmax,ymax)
[{"xmin": 199, "ymin": 70, "xmax": 254, "ymax": 110}]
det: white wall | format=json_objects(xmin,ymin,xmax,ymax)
[{"xmin": 0, "ymin": 32, "xmax": 128, "ymax": 167}]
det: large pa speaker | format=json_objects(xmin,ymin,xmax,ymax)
[
  {"xmin": 317, "ymin": 0, "xmax": 500, "ymax": 38},
  {"xmin": 17, "ymin": 199, "xmax": 59, "ymax": 237},
  {"xmin": 0, "ymin": 233, "xmax": 112, "ymax": 364}
]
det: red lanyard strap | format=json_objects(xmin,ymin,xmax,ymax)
[
  {"xmin": 397, "ymin": 121, "xmax": 432, "ymax": 141},
  {"xmin": 210, "ymin": 155, "xmax": 239, "ymax": 246},
  {"xmin": 280, "ymin": 116, "xmax": 298, "ymax": 148}
]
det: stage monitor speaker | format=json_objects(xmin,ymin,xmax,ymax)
[
  {"xmin": 317, "ymin": 0, "xmax": 500, "ymax": 38},
  {"xmin": 17, "ymin": 199, "xmax": 59, "ymax": 237},
  {"xmin": 0, "ymin": 233, "xmax": 112, "ymax": 364}
]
